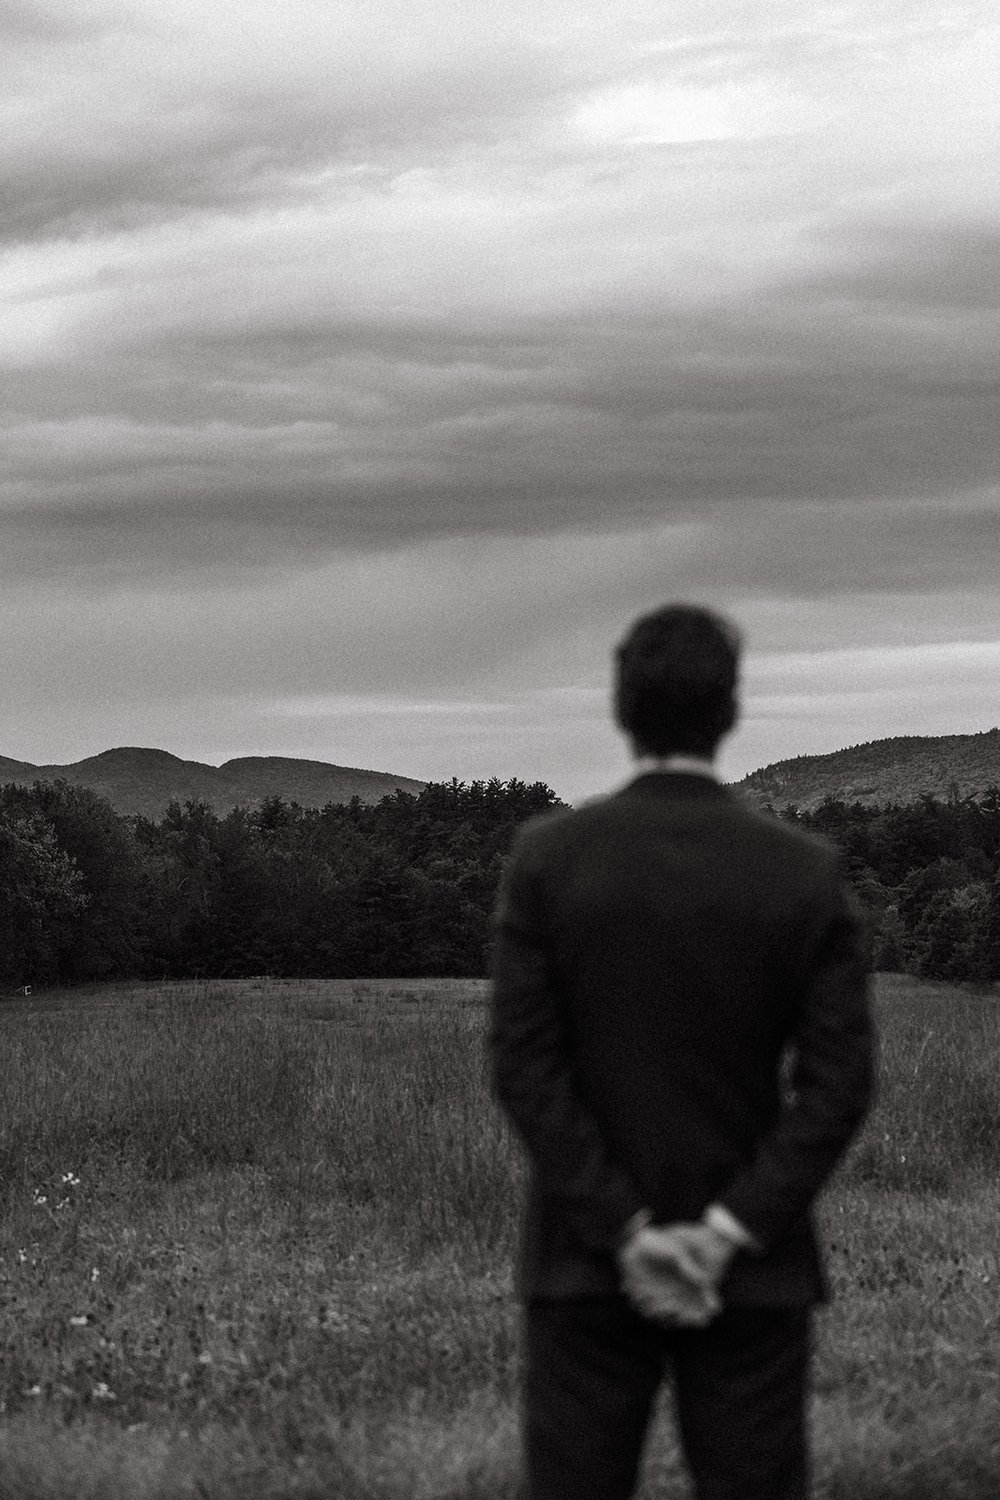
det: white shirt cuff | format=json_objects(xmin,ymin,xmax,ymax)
[
  {"xmin": 620, "ymin": 1207, "xmax": 653, "ymax": 1243},
  {"xmin": 704, "ymin": 1203, "xmax": 760, "ymax": 1252}
]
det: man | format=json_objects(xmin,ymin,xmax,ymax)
[{"xmin": 489, "ymin": 604, "xmax": 874, "ymax": 1500}]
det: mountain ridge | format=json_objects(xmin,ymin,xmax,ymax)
[
  {"xmin": 6, "ymin": 729, "xmax": 1000, "ymax": 821},
  {"xmin": 733, "ymin": 728, "xmax": 1000, "ymax": 811},
  {"xmin": 0, "ymin": 746, "xmax": 426, "ymax": 820}
]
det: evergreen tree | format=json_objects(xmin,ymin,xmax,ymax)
[{"xmin": 0, "ymin": 807, "xmax": 86, "ymax": 986}]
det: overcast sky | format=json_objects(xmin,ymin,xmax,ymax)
[{"xmin": 4, "ymin": 0, "xmax": 998, "ymax": 802}]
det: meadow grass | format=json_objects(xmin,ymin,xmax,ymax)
[{"xmin": 0, "ymin": 974, "xmax": 998, "ymax": 1497}]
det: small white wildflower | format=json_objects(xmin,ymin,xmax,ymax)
[
  {"xmin": 60, "ymin": 1173, "xmax": 81, "ymax": 1187},
  {"xmin": 17, "ymin": 1249, "xmax": 27, "ymax": 1264},
  {"xmin": 32, "ymin": 1193, "xmax": 47, "ymax": 1207},
  {"xmin": 69, "ymin": 1315, "xmax": 89, "ymax": 1328},
  {"xmin": 25, "ymin": 1385, "xmax": 42, "ymax": 1397},
  {"xmin": 197, "ymin": 1351, "xmax": 212, "ymax": 1365},
  {"xmin": 92, "ymin": 1382, "xmax": 116, "ymax": 1401},
  {"xmin": 90, "ymin": 1267, "xmax": 100, "ymax": 1281}
]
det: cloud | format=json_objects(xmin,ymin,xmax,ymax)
[
  {"xmin": 4, "ymin": 284, "xmax": 999, "ymax": 582},
  {"xmin": 3, "ymin": 0, "xmax": 998, "ymax": 791},
  {"xmin": 6, "ymin": 3, "xmax": 996, "ymax": 247},
  {"xmin": 0, "ymin": 0, "xmax": 117, "ymax": 43},
  {"xmin": 2, "ymin": 0, "xmax": 576, "ymax": 243},
  {"xmin": 5, "ymin": 513, "xmax": 997, "ymax": 709},
  {"xmin": 3, "ymin": 508, "xmax": 998, "ymax": 797}
]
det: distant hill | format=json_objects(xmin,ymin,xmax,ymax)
[
  {"xmin": 0, "ymin": 747, "xmax": 426, "ymax": 820},
  {"xmin": 735, "ymin": 729, "xmax": 1000, "ymax": 811}
]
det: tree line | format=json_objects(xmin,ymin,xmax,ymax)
[
  {"xmin": 2, "ymin": 777, "xmax": 1000, "ymax": 991},
  {"xmin": 775, "ymin": 790, "xmax": 1000, "ymax": 985},
  {"xmin": 0, "ymin": 778, "xmax": 559, "ymax": 988}
]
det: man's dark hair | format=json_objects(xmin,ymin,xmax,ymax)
[{"xmin": 614, "ymin": 604, "xmax": 741, "ymax": 757}]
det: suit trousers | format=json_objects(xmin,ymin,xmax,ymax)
[{"xmin": 522, "ymin": 1297, "xmax": 811, "ymax": 1500}]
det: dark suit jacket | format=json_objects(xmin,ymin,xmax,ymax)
[{"xmin": 489, "ymin": 772, "xmax": 874, "ymax": 1306}]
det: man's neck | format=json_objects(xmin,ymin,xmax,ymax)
[{"xmin": 633, "ymin": 753, "xmax": 717, "ymax": 779}]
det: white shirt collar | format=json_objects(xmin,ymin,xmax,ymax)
[{"xmin": 632, "ymin": 754, "xmax": 718, "ymax": 780}]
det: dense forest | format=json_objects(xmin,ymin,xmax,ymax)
[
  {"xmin": 0, "ymin": 778, "xmax": 559, "ymax": 987},
  {"xmin": 776, "ymin": 791, "xmax": 1000, "ymax": 985},
  {"xmin": 2, "ymin": 777, "xmax": 999, "ymax": 990}
]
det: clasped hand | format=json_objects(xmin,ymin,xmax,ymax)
[{"xmin": 617, "ymin": 1220, "xmax": 736, "ymax": 1329}]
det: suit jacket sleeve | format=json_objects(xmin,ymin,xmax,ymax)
[
  {"xmin": 718, "ymin": 860, "xmax": 875, "ymax": 1249},
  {"xmin": 488, "ymin": 822, "xmax": 646, "ymax": 1252}
]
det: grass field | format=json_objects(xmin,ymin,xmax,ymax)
[{"xmin": 1, "ymin": 973, "xmax": 998, "ymax": 1498}]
